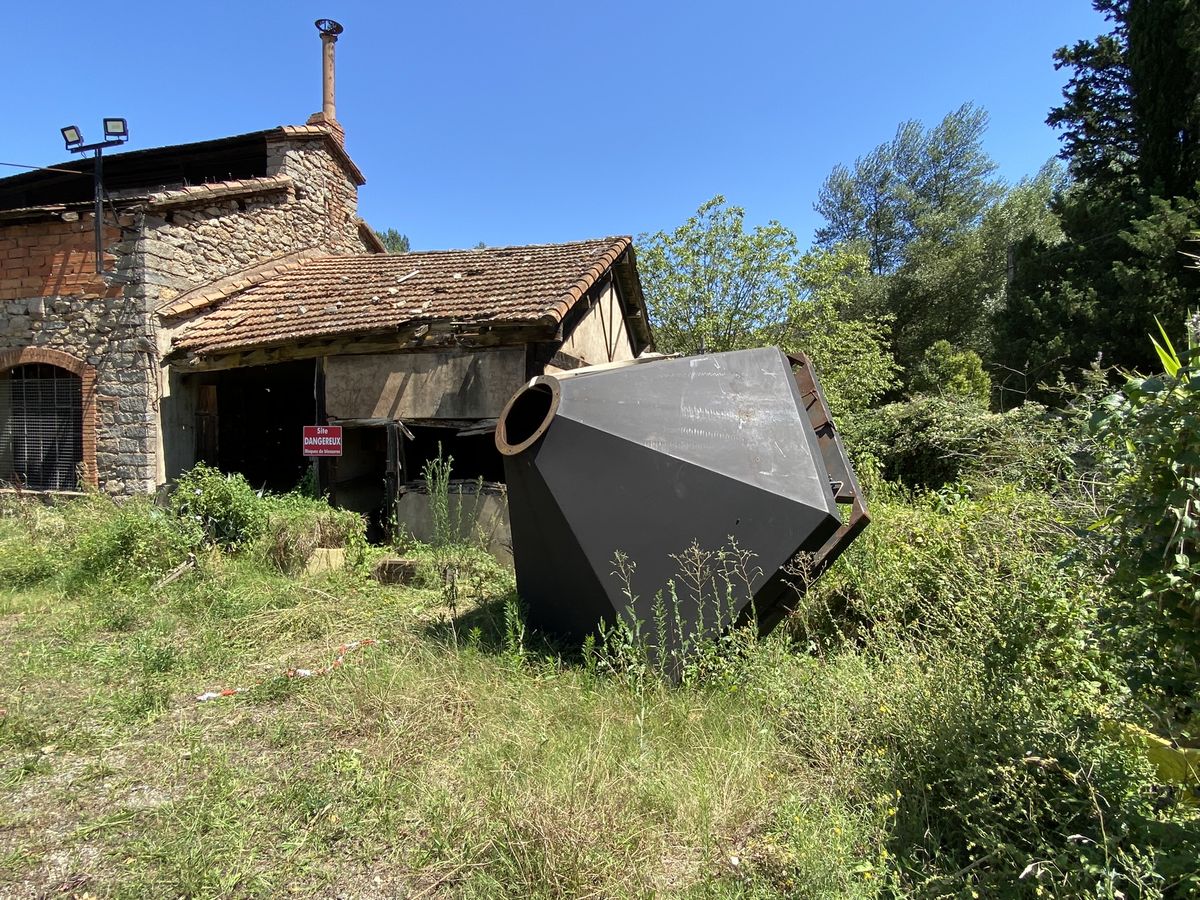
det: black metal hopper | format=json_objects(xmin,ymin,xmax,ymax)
[{"xmin": 496, "ymin": 347, "xmax": 868, "ymax": 653}]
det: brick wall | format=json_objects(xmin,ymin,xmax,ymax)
[
  {"xmin": 0, "ymin": 211, "xmax": 151, "ymax": 494},
  {"xmin": 0, "ymin": 218, "xmax": 122, "ymax": 302},
  {"xmin": 0, "ymin": 126, "xmax": 373, "ymax": 496}
]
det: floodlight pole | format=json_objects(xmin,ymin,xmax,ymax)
[
  {"xmin": 67, "ymin": 137, "xmax": 126, "ymax": 274},
  {"xmin": 92, "ymin": 147, "xmax": 103, "ymax": 271}
]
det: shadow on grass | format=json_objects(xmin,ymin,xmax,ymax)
[{"xmin": 419, "ymin": 591, "xmax": 585, "ymax": 665}]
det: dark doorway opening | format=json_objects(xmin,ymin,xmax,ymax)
[
  {"xmin": 203, "ymin": 360, "xmax": 316, "ymax": 493},
  {"xmin": 403, "ymin": 424, "xmax": 505, "ymax": 485},
  {"xmin": 327, "ymin": 424, "xmax": 394, "ymax": 543}
]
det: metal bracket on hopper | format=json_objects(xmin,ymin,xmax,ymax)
[{"xmin": 787, "ymin": 351, "xmax": 871, "ymax": 581}]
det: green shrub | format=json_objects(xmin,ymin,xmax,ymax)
[
  {"xmin": 767, "ymin": 646, "xmax": 1182, "ymax": 896},
  {"xmin": 257, "ymin": 492, "xmax": 366, "ymax": 574},
  {"xmin": 0, "ymin": 528, "xmax": 62, "ymax": 588},
  {"xmin": 70, "ymin": 495, "xmax": 199, "ymax": 584},
  {"xmin": 0, "ymin": 466, "xmax": 370, "ymax": 588},
  {"xmin": 798, "ymin": 488, "xmax": 1102, "ymax": 686},
  {"xmin": 778, "ymin": 489, "xmax": 1198, "ymax": 895},
  {"xmin": 0, "ymin": 496, "xmax": 75, "ymax": 586},
  {"xmin": 845, "ymin": 395, "xmax": 1078, "ymax": 491},
  {"xmin": 910, "ymin": 338, "xmax": 991, "ymax": 404},
  {"xmin": 171, "ymin": 464, "xmax": 267, "ymax": 549},
  {"xmin": 1090, "ymin": 360, "xmax": 1200, "ymax": 719}
]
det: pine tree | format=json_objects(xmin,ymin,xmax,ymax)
[{"xmin": 998, "ymin": 0, "xmax": 1200, "ymax": 391}]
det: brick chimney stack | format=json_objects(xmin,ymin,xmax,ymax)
[{"xmin": 307, "ymin": 19, "xmax": 346, "ymax": 145}]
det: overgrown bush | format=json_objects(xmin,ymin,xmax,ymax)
[
  {"xmin": 781, "ymin": 488, "xmax": 1197, "ymax": 895},
  {"xmin": 258, "ymin": 492, "xmax": 366, "ymax": 574},
  {"xmin": 1091, "ymin": 360, "xmax": 1200, "ymax": 723},
  {"xmin": 766, "ymin": 644, "xmax": 1187, "ymax": 896},
  {"xmin": 0, "ymin": 466, "xmax": 368, "ymax": 591},
  {"xmin": 910, "ymin": 338, "xmax": 991, "ymax": 404},
  {"xmin": 0, "ymin": 497, "xmax": 71, "ymax": 586},
  {"xmin": 845, "ymin": 395, "xmax": 1079, "ymax": 491},
  {"xmin": 170, "ymin": 464, "xmax": 267, "ymax": 549},
  {"xmin": 797, "ymin": 487, "xmax": 1103, "ymax": 690},
  {"xmin": 166, "ymin": 465, "xmax": 367, "ymax": 572},
  {"xmin": 71, "ymin": 495, "xmax": 200, "ymax": 584}
]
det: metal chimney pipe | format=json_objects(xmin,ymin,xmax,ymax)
[{"xmin": 314, "ymin": 19, "xmax": 344, "ymax": 121}]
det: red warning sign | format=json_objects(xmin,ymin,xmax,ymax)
[{"xmin": 302, "ymin": 425, "xmax": 343, "ymax": 457}]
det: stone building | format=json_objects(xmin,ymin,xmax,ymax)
[
  {"xmin": 0, "ymin": 21, "xmax": 654, "ymax": 548},
  {"xmin": 0, "ymin": 122, "xmax": 378, "ymax": 496}
]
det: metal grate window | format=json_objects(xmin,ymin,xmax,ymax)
[{"xmin": 0, "ymin": 364, "xmax": 83, "ymax": 491}]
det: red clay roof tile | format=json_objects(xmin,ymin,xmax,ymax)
[{"xmin": 172, "ymin": 236, "xmax": 632, "ymax": 357}]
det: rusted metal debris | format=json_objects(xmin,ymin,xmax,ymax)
[{"xmin": 495, "ymin": 347, "xmax": 868, "ymax": 656}]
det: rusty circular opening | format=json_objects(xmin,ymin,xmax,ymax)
[{"xmin": 496, "ymin": 380, "xmax": 559, "ymax": 456}]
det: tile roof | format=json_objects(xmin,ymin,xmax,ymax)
[
  {"xmin": 171, "ymin": 236, "xmax": 633, "ymax": 357},
  {"xmin": 157, "ymin": 247, "xmax": 326, "ymax": 318},
  {"xmin": 147, "ymin": 174, "xmax": 293, "ymax": 210}
]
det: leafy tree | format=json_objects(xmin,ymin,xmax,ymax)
[
  {"xmin": 638, "ymin": 196, "xmax": 801, "ymax": 354},
  {"xmin": 784, "ymin": 246, "xmax": 899, "ymax": 416},
  {"xmin": 814, "ymin": 106, "xmax": 1060, "ymax": 373},
  {"xmin": 638, "ymin": 198, "xmax": 897, "ymax": 417},
  {"xmin": 1090, "ymin": 317, "xmax": 1200, "ymax": 715},
  {"xmin": 911, "ymin": 340, "xmax": 991, "ymax": 405},
  {"xmin": 374, "ymin": 228, "xmax": 411, "ymax": 254},
  {"xmin": 998, "ymin": 0, "xmax": 1200, "ymax": 389},
  {"xmin": 814, "ymin": 103, "xmax": 1004, "ymax": 277}
]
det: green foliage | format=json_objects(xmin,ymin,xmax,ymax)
[
  {"xmin": 171, "ymin": 464, "xmax": 266, "ymax": 549},
  {"xmin": 0, "ymin": 468, "xmax": 367, "ymax": 590},
  {"xmin": 637, "ymin": 195, "xmax": 801, "ymax": 354},
  {"xmin": 1150, "ymin": 314, "xmax": 1188, "ymax": 377},
  {"xmin": 790, "ymin": 489, "xmax": 1196, "ymax": 895},
  {"xmin": 799, "ymin": 488, "xmax": 1094, "ymax": 669},
  {"xmin": 1090, "ymin": 347, "xmax": 1200, "ymax": 715},
  {"xmin": 1, "ymin": 468, "xmax": 1198, "ymax": 894},
  {"xmin": 421, "ymin": 445, "xmax": 456, "ymax": 549},
  {"xmin": 638, "ymin": 200, "xmax": 897, "ymax": 417},
  {"xmin": 0, "ymin": 499, "xmax": 71, "ymax": 587},
  {"xmin": 815, "ymin": 103, "xmax": 1004, "ymax": 277},
  {"xmin": 72, "ymin": 496, "xmax": 199, "ymax": 584},
  {"xmin": 813, "ymin": 105, "xmax": 1059, "ymax": 373},
  {"xmin": 373, "ymin": 227, "xmax": 411, "ymax": 253},
  {"xmin": 587, "ymin": 541, "xmax": 765, "ymax": 688},
  {"xmin": 910, "ymin": 339, "xmax": 991, "ymax": 404},
  {"xmin": 846, "ymin": 395, "xmax": 1076, "ymax": 491},
  {"xmin": 784, "ymin": 247, "xmax": 900, "ymax": 417},
  {"xmin": 1000, "ymin": 0, "xmax": 1200, "ymax": 389},
  {"xmin": 257, "ymin": 492, "xmax": 366, "ymax": 574}
]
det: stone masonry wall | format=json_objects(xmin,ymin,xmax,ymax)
[
  {"xmin": 0, "ymin": 213, "xmax": 155, "ymax": 493},
  {"xmin": 140, "ymin": 138, "xmax": 367, "ymax": 307},
  {"xmin": 0, "ymin": 130, "xmax": 375, "ymax": 495},
  {"xmin": 145, "ymin": 136, "xmax": 374, "ymax": 487}
]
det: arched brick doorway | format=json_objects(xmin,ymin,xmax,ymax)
[{"xmin": 0, "ymin": 347, "xmax": 98, "ymax": 490}]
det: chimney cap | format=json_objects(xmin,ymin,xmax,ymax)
[{"xmin": 315, "ymin": 18, "xmax": 344, "ymax": 36}]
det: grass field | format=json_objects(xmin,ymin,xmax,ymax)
[
  {"xmin": 1, "ymin": 483, "xmax": 1197, "ymax": 898},
  {"xmin": 0, "ymin": 500, "xmax": 878, "ymax": 898}
]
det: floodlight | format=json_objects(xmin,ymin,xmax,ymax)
[
  {"xmin": 55, "ymin": 117, "xmax": 134, "ymax": 274},
  {"xmin": 61, "ymin": 125, "xmax": 83, "ymax": 149},
  {"xmin": 103, "ymin": 118, "xmax": 128, "ymax": 140}
]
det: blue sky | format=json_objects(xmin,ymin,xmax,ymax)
[{"xmin": 6, "ymin": 1, "xmax": 1105, "ymax": 251}]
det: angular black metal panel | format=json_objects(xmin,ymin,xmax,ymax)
[{"xmin": 498, "ymin": 347, "xmax": 862, "ymax": 651}]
